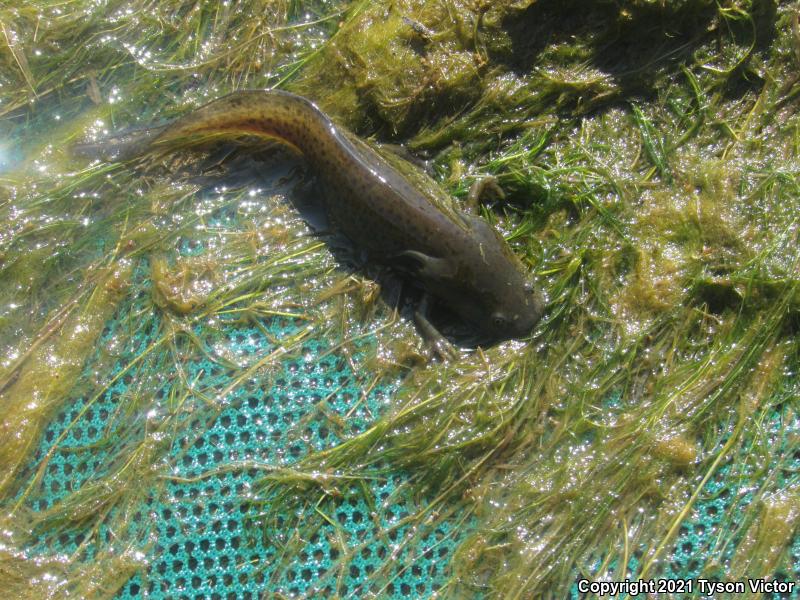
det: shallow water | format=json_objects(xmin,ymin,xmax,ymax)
[{"xmin": 2, "ymin": 1, "xmax": 800, "ymax": 598}]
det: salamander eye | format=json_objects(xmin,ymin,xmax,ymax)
[
  {"xmin": 491, "ymin": 314, "xmax": 507, "ymax": 330},
  {"xmin": 524, "ymin": 281, "xmax": 535, "ymax": 293}
]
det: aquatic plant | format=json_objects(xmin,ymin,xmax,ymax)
[{"xmin": 1, "ymin": 0, "xmax": 799, "ymax": 597}]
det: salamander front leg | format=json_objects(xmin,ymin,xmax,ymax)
[
  {"xmin": 466, "ymin": 176, "xmax": 506, "ymax": 214},
  {"xmin": 413, "ymin": 295, "xmax": 458, "ymax": 361}
]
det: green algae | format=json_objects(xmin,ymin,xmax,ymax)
[
  {"xmin": 1, "ymin": 0, "xmax": 800, "ymax": 598},
  {"xmin": 0, "ymin": 262, "xmax": 132, "ymax": 498}
]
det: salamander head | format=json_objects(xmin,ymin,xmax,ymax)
[
  {"xmin": 402, "ymin": 215, "xmax": 544, "ymax": 344},
  {"xmin": 453, "ymin": 214, "xmax": 544, "ymax": 342},
  {"xmin": 478, "ymin": 277, "xmax": 545, "ymax": 342}
]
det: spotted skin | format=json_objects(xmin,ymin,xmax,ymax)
[{"xmin": 119, "ymin": 90, "xmax": 544, "ymax": 343}]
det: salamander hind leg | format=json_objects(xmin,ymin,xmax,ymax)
[{"xmin": 466, "ymin": 175, "xmax": 506, "ymax": 214}]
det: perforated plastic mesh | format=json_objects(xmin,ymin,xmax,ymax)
[
  {"xmin": 657, "ymin": 410, "xmax": 800, "ymax": 595},
  {"xmin": 17, "ymin": 188, "xmax": 800, "ymax": 599},
  {"xmin": 20, "ymin": 193, "xmax": 463, "ymax": 599},
  {"xmin": 566, "ymin": 406, "xmax": 800, "ymax": 600}
]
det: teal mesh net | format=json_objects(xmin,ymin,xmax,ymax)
[
  {"xmin": 15, "ymin": 190, "xmax": 800, "ymax": 599},
  {"xmin": 10, "ymin": 170, "xmax": 799, "ymax": 599},
  {"xmin": 19, "ymin": 189, "xmax": 466, "ymax": 599}
]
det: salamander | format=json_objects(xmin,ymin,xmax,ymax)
[{"xmin": 86, "ymin": 90, "xmax": 544, "ymax": 344}]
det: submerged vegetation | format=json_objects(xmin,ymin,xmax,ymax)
[{"xmin": 1, "ymin": 0, "xmax": 800, "ymax": 597}]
